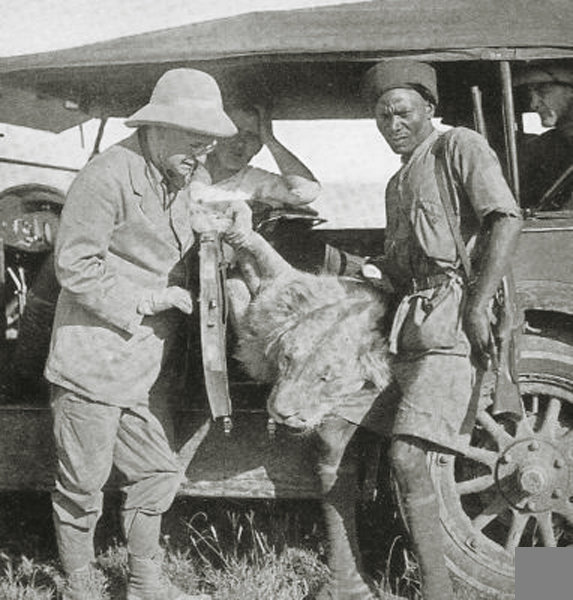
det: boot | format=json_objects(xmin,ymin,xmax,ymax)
[
  {"xmin": 126, "ymin": 554, "xmax": 211, "ymax": 600},
  {"xmin": 62, "ymin": 564, "xmax": 102, "ymax": 600}
]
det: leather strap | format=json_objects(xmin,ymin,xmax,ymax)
[
  {"xmin": 405, "ymin": 272, "xmax": 455, "ymax": 294},
  {"xmin": 199, "ymin": 231, "xmax": 232, "ymax": 423},
  {"xmin": 434, "ymin": 136, "xmax": 473, "ymax": 282}
]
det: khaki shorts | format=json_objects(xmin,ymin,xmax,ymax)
[
  {"xmin": 390, "ymin": 353, "xmax": 475, "ymax": 452},
  {"xmin": 338, "ymin": 352, "xmax": 476, "ymax": 454}
]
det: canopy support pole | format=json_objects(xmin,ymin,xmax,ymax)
[{"xmin": 499, "ymin": 61, "xmax": 521, "ymax": 205}]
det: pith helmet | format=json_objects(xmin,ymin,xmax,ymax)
[
  {"xmin": 126, "ymin": 69, "xmax": 237, "ymax": 137},
  {"xmin": 361, "ymin": 60, "xmax": 438, "ymax": 106},
  {"xmin": 513, "ymin": 63, "xmax": 573, "ymax": 88}
]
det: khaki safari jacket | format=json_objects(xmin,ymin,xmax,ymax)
[{"xmin": 45, "ymin": 133, "xmax": 201, "ymax": 406}]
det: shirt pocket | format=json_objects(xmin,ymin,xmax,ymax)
[{"xmin": 411, "ymin": 196, "xmax": 457, "ymax": 263}]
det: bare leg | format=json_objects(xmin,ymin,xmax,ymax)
[{"xmin": 390, "ymin": 436, "xmax": 454, "ymax": 600}]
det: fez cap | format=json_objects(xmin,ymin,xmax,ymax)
[
  {"xmin": 513, "ymin": 64, "xmax": 573, "ymax": 88},
  {"xmin": 361, "ymin": 60, "xmax": 438, "ymax": 106}
]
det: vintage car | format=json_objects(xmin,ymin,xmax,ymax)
[{"xmin": 0, "ymin": 2, "xmax": 572, "ymax": 598}]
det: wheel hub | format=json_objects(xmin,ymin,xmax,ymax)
[
  {"xmin": 496, "ymin": 437, "xmax": 570, "ymax": 512},
  {"xmin": 519, "ymin": 467, "xmax": 547, "ymax": 495}
]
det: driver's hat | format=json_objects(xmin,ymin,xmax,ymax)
[
  {"xmin": 513, "ymin": 64, "xmax": 573, "ymax": 88},
  {"xmin": 126, "ymin": 69, "xmax": 237, "ymax": 138}
]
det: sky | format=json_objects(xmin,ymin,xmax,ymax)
[
  {"xmin": 0, "ymin": 0, "xmax": 399, "ymax": 228},
  {"xmin": 0, "ymin": 0, "xmax": 365, "ymax": 56}
]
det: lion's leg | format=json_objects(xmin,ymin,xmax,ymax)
[
  {"xmin": 236, "ymin": 252, "xmax": 262, "ymax": 295},
  {"xmin": 226, "ymin": 277, "xmax": 254, "ymax": 329},
  {"xmin": 236, "ymin": 232, "xmax": 295, "ymax": 283},
  {"xmin": 314, "ymin": 416, "xmax": 378, "ymax": 600}
]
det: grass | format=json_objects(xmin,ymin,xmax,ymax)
[{"xmin": 0, "ymin": 492, "xmax": 501, "ymax": 600}]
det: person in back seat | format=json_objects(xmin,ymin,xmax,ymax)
[{"xmin": 202, "ymin": 102, "xmax": 321, "ymax": 223}]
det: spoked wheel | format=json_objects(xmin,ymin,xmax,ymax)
[{"xmin": 428, "ymin": 331, "xmax": 573, "ymax": 598}]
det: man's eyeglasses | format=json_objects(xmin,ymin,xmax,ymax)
[{"xmin": 189, "ymin": 140, "xmax": 218, "ymax": 158}]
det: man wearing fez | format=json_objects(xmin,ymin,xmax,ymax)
[
  {"xmin": 45, "ymin": 68, "xmax": 242, "ymax": 600},
  {"xmin": 360, "ymin": 60, "xmax": 522, "ymax": 599}
]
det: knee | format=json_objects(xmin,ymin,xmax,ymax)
[
  {"xmin": 389, "ymin": 436, "xmax": 428, "ymax": 481},
  {"xmin": 123, "ymin": 469, "xmax": 183, "ymax": 515},
  {"xmin": 52, "ymin": 486, "xmax": 103, "ymax": 531},
  {"xmin": 54, "ymin": 453, "xmax": 111, "ymax": 499}
]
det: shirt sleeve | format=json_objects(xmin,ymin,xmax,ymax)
[
  {"xmin": 54, "ymin": 155, "xmax": 147, "ymax": 334},
  {"xmin": 242, "ymin": 167, "xmax": 321, "ymax": 207},
  {"xmin": 447, "ymin": 128, "xmax": 521, "ymax": 221}
]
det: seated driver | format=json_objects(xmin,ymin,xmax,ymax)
[{"xmin": 514, "ymin": 62, "xmax": 573, "ymax": 209}]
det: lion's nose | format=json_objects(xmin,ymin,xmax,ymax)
[
  {"xmin": 267, "ymin": 387, "xmax": 299, "ymax": 423},
  {"xmin": 281, "ymin": 415, "xmax": 307, "ymax": 430}
]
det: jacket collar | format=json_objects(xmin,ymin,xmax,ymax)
[{"xmin": 118, "ymin": 131, "xmax": 165, "ymax": 198}]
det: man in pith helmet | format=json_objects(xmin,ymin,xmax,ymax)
[{"xmin": 45, "ymin": 68, "xmax": 240, "ymax": 600}]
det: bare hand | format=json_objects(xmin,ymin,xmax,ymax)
[
  {"xmin": 464, "ymin": 302, "xmax": 492, "ymax": 370},
  {"xmin": 139, "ymin": 287, "xmax": 194, "ymax": 315}
]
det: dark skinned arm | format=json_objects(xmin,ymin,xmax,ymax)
[{"xmin": 464, "ymin": 211, "xmax": 523, "ymax": 369}]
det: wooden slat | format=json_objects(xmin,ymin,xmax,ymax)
[{"xmin": 0, "ymin": 407, "xmax": 320, "ymax": 497}]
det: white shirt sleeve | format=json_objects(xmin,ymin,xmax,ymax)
[{"xmin": 237, "ymin": 167, "xmax": 321, "ymax": 207}]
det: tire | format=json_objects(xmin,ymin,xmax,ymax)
[{"xmin": 427, "ymin": 330, "xmax": 573, "ymax": 598}]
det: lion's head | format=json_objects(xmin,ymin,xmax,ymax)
[{"xmin": 234, "ymin": 272, "xmax": 391, "ymax": 431}]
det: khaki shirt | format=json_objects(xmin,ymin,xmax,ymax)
[
  {"xmin": 384, "ymin": 127, "xmax": 520, "ymax": 288},
  {"xmin": 339, "ymin": 129, "xmax": 521, "ymax": 444},
  {"xmin": 45, "ymin": 133, "xmax": 200, "ymax": 406}
]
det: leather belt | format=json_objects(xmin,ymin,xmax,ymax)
[{"xmin": 405, "ymin": 272, "xmax": 457, "ymax": 294}]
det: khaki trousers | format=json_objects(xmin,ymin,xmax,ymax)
[{"xmin": 51, "ymin": 385, "xmax": 182, "ymax": 573}]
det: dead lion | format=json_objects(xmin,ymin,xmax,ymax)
[{"xmin": 228, "ymin": 231, "xmax": 394, "ymax": 600}]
